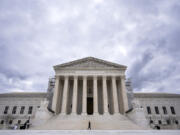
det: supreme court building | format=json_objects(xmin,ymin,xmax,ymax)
[
  {"xmin": 0, "ymin": 57, "xmax": 180, "ymax": 130},
  {"xmin": 31, "ymin": 57, "xmax": 150, "ymax": 130}
]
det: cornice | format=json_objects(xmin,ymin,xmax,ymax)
[
  {"xmin": 0, "ymin": 92, "xmax": 47, "ymax": 98},
  {"xmin": 54, "ymin": 57, "xmax": 127, "ymax": 70},
  {"xmin": 134, "ymin": 92, "xmax": 180, "ymax": 98}
]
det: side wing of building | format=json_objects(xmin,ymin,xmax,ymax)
[
  {"xmin": 134, "ymin": 93, "xmax": 180, "ymax": 129},
  {"xmin": 0, "ymin": 92, "xmax": 46, "ymax": 129}
]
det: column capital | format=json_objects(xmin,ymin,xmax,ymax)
[
  {"xmin": 64, "ymin": 76, "xmax": 69, "ymax": 79},
  {"xmin": 111, "ymin": 76, "xmax": 118, "ymax": 80},
  {"xmin": 120, "ymin": 75, "xmax": 126, "ymax": 80},
  {"xmin": 93, "ymin": 75, "xmax": 98, "ymax": 79},
  {"xmin": 83, "ymin": 76, "xmax": 87, "ymax": 79},
  {"xmin": 73, "ymin": 75, "xmax": 78, "ymax": 79},
  {"xmin": 55, "ymin": 75, "xmax": 60, "ymax": 78}
]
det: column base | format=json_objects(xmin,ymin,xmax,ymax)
[
  {"xmin": 93, "ymin": 112, "xmax": 99, "ymax": 116},
  {"xmin": 113, "ymin": 112, "xmax": 122, "ymax": 116},
  {"xmin": 103, "ymin": 112, "xmax": 110, "ymax": 116},
  {"xmin": 71, "ymin": 113, "xmax": 77, "ymax": 116},
  {"xmin": 81, "ymin": 112, "xmax": 87, "ymax": 116},
  {"xmin": 60, "ymin": 112, "xmax": 67, "ymax": 115}
]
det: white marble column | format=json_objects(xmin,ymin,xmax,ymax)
[
  {"xmin": 120, "ymin": 76, "xmax": 129, "ymax": 113},
  {"xmin": 93, "ymin": 76, "xmax": 98, "ymax": 114},
  {"xmin": 102, "ymin": 76, "xmax": 109, "ymax": 114},
  {"xmin": 72, "ymin": 76, "xmax": 78, "ymax": 114},
  {"xmin": 52, "ymin": 76, "xmax": 60, "ymax": 114},
  {"xmin": 82, "ymin": 76, "xmax": 87, "ymax": 115},
  {"xmin": 111, "ymin": 76, "xmax": 119, "ymax": 114},
  {"xmin": 61, "ymin": 76, "xmax": 69, "ymax": 114}
]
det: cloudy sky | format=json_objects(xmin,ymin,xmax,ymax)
[{"xmin": 0, "ymin": 0, "xmax": 180, "ymax": 94}]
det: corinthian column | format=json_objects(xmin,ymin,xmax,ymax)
[
  {"xmin": 120, "ymin": 76, "xmax": 129, "ymax": 113},
  {"xmin": 93, "ymin": 76, "xmax": 98, "ymax": 114},
  {"xmin": 72, "ymin": 76, "xmax": 78, "ymax": 114},
  {"xmin": 82, "ymin": 76, "xmax": 87, "ymax": 115},
  {"xmin": 61, "ymin": 76, "xmax": 69, "ymax": 115},
  {"xmin": 52, "ymin": 76, "xmax": 60, "ymax": 114},
  {"xmin": 111, "ymin": 76, "xmax": 119, "ymax": 114},
  {"xmin": 102, "ymin": 76, "xmax": 108, "ymax": 114}
]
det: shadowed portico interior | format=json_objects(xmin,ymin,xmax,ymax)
[
  {"xmin": 87, "ymin": 97, "xmax": 93, "ymax": 115},
  {"xmin": 52, "ymin": 75, "xmax": 128, "ymax": 115}
]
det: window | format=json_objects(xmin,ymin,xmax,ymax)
[
  {"xmin": 147, "ymin": 106, "xmax": 151, "ymax": 114},
  {"xmin": 158, "ymin": 120, "xmax": 162, "ymax": 125},
  {"xmin": 175, "ymin": 120, "xmax": 179, "ymax": 125},
  {"xmin": 9, "ymin": 120, "xmax": 13, "ymax": 125},
  {"xmin": 12, "ymin": 106, "xmax": 17, "ymax": 114},
  {"xmin": 18, "ymin": 120, "xmax": 21, "ymax": 124},
  {"xmin": 162, "ymin": 106, "xmax": 167, "ymax": 114},
  {"xmin": 0, "ymin": 120, "xmax": 4, "ymax": 125},
  {"xmin": 37, "ymin": 106, "xmax": 40, "ymax": 108},
  {"xmin": 155, "ymin": 106, "xmax": 159, "ymax": 114},
  {"xmin": 20, "ymin": 106, "xmax": 25, "ymax": 114},
  {"xmin": 150, "ymin": 120, "xmax": 153, "ymax": 124},
  {"xmin": 166, "ymin": 120, "xmax": 170, "ymax": 125},
  {"xmin": 170, "ymin": 106, "xmax": 176, "ymax": 115},
  {"xmin": 4, "ymin": 106, "xmax": 9, "ymax": 114},
  {"xmin": 28, "ymin": 106, "xmax": 33, "ymax": 114}
]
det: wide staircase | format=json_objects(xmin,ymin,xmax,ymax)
[{"xmin": 31, "ymin": 114, "xmax": 144, "ymax": 130}]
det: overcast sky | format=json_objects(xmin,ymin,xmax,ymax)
[{"xmin": 0, "ymin": 0, "xmax": 180, "ymax": 94}]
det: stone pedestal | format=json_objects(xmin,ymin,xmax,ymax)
[
  {"xmin": 31, "ymin": 100, "xmax": 53, "ymax": 128},
  {"xmin": 126, "ymin": 108, "xmax": 149, "ymax": 129}
]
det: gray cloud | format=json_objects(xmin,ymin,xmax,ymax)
[{"xmin": 0, "ymin": 0, "xmax": 180, "ymax": 93}]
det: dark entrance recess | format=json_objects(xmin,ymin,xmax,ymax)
[{"xmin": 87, "ymin": 97, "xmax": 93, "ymax": 115}]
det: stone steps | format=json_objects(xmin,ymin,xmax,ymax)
[{"xmin": 31, "ymin": 115, "xmax": 143, "ymax": 130}]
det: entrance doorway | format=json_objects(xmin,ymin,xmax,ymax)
[{"xmin": 87, "ymin": 97, "xmax": 93, "ymax": 115}]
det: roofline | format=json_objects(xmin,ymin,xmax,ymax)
[
  {"xmin": 0, "ymin": 92, "xmax": 47, "ymax": 98},
  {"xmin": 53, "ymin": 57, "xmax": 127, "ymax": 70},
  {"xmin": 134, "ymin": 92, "xmax": 180, "ymax": 98}
]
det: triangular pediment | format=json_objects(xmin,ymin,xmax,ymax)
[{"xmin": 54, "ymin": 57, "xmax": 127, "ymax": 70}]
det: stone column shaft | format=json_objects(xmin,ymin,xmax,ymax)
[
  {"xmin": 93, "ymin": 76, "xmax": 98, "ymax": 114},
  {"xmin": 112, "ymin": 76, "xmax": 119, "ymax": 113},
  {"xmin": 102, "ymin": 76, "xmax": 108, "ymax": 114},
  {"xmin": 72, "ymin": 76, "xmax": 78, "ymax": 114},
  {"xmin": 82, "ymin": 76, "xmax": 87, "ymax": 115},
  {"xmin": 120, "ymin": 76, "xmax": 129, "ymax": 113},
  {"xmin": 61, "ymin": 76, "xmax": 69, "ymax": 114},
  {"xmin": 52, "ymin": 76, "xmax": 60, "ymax": 114}
]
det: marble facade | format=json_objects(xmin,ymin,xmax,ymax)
[{"xmin": 52, "ymin": 57, "xmax": 129, "ymax": 116}]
